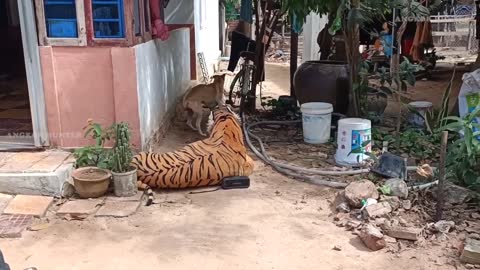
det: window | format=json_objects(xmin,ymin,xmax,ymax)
[
  {"xmin": 34, "ymin": 0, "xmax": 86, "ymax": 46},
  {"xmin": 44, "ymin": 0, "xmax": 77, "ymax": 37},
  {"xmin": 133, "ymin": 0, "xmax": 151, "ymax": 41},
  {"xmin": 134, "ymin": 0, "xmax": 141, "ymax": 36},
  {"xmin": 34, "ymin": 0, "xmax": 152, "ymax": 46},
  {"xmin": 92, "ymin": 0, "xmax": 125, "ymax": 38}
]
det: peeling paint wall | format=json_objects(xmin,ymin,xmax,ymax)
[
  {"xmin": 194, "ymin": 0, "xmax": 220, "ymax": 75},
  {"xmin": 39, "ymin": 46, "xmax": 141, "ymax": 148},
  {"xmin": 135, "ymin": 29, "xmax": 191, "ymax": 149}
]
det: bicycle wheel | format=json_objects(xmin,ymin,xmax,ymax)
[{"xmin": 227, "ymin": 69, "xmax": 244, "ymax": 108}]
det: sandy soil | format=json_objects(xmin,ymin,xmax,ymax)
[{"xmin": 0, "ymin": 63, "xmax": 465, "ymax": 270}]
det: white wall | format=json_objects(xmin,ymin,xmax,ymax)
[
  {"xmin": 165, "ymin": 0, "xmax": 194, "ymax": 24},
  {"xmin": 135, "ymin": 29, "xmax": 191, "ymax": 149},
  {"xmin": 302, "ymin": 13, "xmax": 327, "ymax": 62},
  {"xmin": 194, "ymin": 0, "xmax": 221, "ymax": 75}
]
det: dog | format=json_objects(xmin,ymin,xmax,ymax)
[{"xmin": 182, "ymin": 73, "xmax": 226, "ymax": 136}]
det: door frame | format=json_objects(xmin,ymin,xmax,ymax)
[{"xmin": 17, "ymin": 0, "xmax": 49, "ymax": 147}]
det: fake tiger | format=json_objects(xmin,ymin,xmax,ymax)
[{"xmin": 131, "ymin": 105, "xmax": 254, "ymax": 206}]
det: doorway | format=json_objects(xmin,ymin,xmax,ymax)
[{"xmin": 0, "ymin": 0, "xmax": 49, "ymax": 150}]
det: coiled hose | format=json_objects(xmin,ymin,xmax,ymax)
[{"xmin": 242, "ymin": 115, "xmax": 437, "ymax": 189}]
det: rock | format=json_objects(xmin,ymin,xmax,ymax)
[
  {"xmin": 434, "ymin": 183, "xmax": 476, "ymax": 205},
  {"xmin": 345, "ymin": 180, "xmax": 379, "ymax": 208},
  {"xmin": 359, "ymin": 224, "xmax": 386, "ymax": 251},
  {"xmin": 385, "ymin": 226, "xmax": 422, "ymax": 241},
  {"xmin": 365, "ymin": 202, "xmax": 392, "ymax": 218},
  {"xmin": 384, "ymin": 235, "xmax": 397, "ymax": 243},
  {"xmin": 333, "ymin": 245, "xmax": 342, "ymax": 251},
  {"xmin": 61, "ymin": 181, "xmax": 75, "ymax": 198},
  {"xmin": 465, "ymin": 264, "xmax": 475, "ymax": 269},
  {"xmin": 380, "ymin": 195, "xmax": 401, "ymax": 210},
  {"xmin": 375, "ymin": 218, "xmax": 387, "ymax": 226},
  {"xmin": 461, "ymin": 238, "xmax": 480, "ymax": 264},
  {"xmin": 469, "ymin": 233, "xmax": 480, "ymax": 240},
  {"xmin": 434, "ymin": 220, "xmax": 455, "ymax": 233},
  {"xmin": 346, "ymin": 220, "xmax": 362, "ymax": 231},
  {"xmin": 384, "ymin": 178, "xmax": 409, "ymax": 199},
  {"xmin": 402, "ymin": 200, "xmax": 412, "ymax": 210},
  {"xmin": 398, "ymin": 217, "xmax": 408, "ymax": 227}
]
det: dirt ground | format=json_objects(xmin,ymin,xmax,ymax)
[{"xmin": 0, "ymin": 63, "xmax": 469, "ymax": 270}]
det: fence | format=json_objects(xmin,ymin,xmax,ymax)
[{"xmin": 430, "ymin": 14, "xmax": 477, "ymax": 54}]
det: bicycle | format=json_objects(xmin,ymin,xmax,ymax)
[{"xmin": 226, "ymin": 51, "xmax": 256, "ymax": 116}]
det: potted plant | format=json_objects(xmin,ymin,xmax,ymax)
[
  {"xmin": 72, "ymin": 120, "xmax": 113, "ymax": 198},
  {"xmin": 108, "ymin": 122, "xmax": 137, "ymax": 197}
]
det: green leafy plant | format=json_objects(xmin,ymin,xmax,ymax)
[
  {"xmin": 108, "ymin": 122, "xmax": 134, "ymax": 173},
  {"xmin": 420, "ymin": 69, "xmax": 455, "ymax": 135},
  {"xmin": 373, "ymin": 128, "xmax": 439, "ymax": 162},
  {"xmin": 378, "ymin": 185, "xmax": 392, "ymax": 195},
  {"xmin": 439, "ymin": 106, "xmax": 480, "ymax": 190},
  {"xmin": 73, "ymin": 120, "xmax": 113, "ymax": 169}
]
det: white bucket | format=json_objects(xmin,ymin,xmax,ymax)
[
  {"xmin": 300, "ymin": 102, "xmax": 333, "ymax": 144},
  {"xmin": 335, "ymin": 118, "xmax": 372, "ymax": 166},
  {"xmin": 408, "ymin": 101, "xmax": 433, "ymax": 127}
]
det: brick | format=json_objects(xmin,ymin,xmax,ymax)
[
  {"xmin": 95, "ymin": 201, "xmax": 141, "ymax": 218},
  {"xmin": 385, "ymin": 226, "xmax": 422, "ymax": 241},
  {"xmin": 56, "ymin": 199, "xmax": 104, "ymax": 216},
  {"xmin": 461, "ymin": 238, "xmax": 480, "ymax": 264},
  {"xmin": 359, "ymin": 224, "xmax": 386, "ymax": 251},
  {"xmin": 0, "ymin": 152, "xmax": 49, "ymax": 172},
  {"xmin": 0, "ymin": 214, "xmax": 33, "ymax": 238},
  {"xmin": 3, "ymin": 195, "xmax": 53, "ymax": 217},
  {"xmin": 365, "ymin": 202, "xmax": 392, "ymax": 218}
]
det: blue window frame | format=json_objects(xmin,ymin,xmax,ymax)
[
  {"xmin": 44, "ymin": 0, "xmax": 78, "ymax": 38},
  {"xmin": 92, "ymin": 0, "xmax": 125, "ymax": 38}
]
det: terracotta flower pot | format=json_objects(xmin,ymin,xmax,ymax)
[{"xmin": 72, "ymin": 167, "xmax": 111, "ymax": 198}]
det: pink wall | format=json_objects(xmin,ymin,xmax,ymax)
[{"xmin": 39, "ymin": 46, "xmax": 141, "ymax": 148}]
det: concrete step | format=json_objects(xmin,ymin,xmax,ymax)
[{"xmin": 0, "ymin": 151, "xmax": 74, "ymax": 197}]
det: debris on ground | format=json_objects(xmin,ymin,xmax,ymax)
[
  {"xmin": 385, "ymin": 226, "xmax": 422, "ymax": 241},
  {"xmin": 333, "ymin": 245, "xmax": 342, "ymax": 251},
  {"xmin": 365, "ymin": 202, "xmax": 393, "ymax": 218},
  {"xmin": 433, "ymin": 220, "xmax": 455, "ymax": 234},
  {"xmin": 345, "ymin": 180, "xmax": 379, "ymax": 208},
  {"xmin": 359, "ymin": 224, "xmax": 386, "ymax": 251},
  {"xmin": 461, "ymin": 238, "xmax": 480, "ymax": 264},
  {"xmin": 384, "ymin": 178, "xmax": 409, "ymax": 199}
]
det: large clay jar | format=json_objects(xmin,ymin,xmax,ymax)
[{"xmin": 293, "ymin": 61, "xmax": 350, "ymax": 115}]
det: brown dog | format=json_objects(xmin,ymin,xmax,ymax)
[{"xmin": 182, "ymin": 73, "xmax": 226, "ymax": 136}]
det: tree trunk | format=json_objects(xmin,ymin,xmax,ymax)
[{"xmin": 290, "ymin": 28, "xmax": 298, "ymax": 98}]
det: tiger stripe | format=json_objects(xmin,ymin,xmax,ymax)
[{"xmin": 131, "ymin": 106, "xmax": 254, "ymax": 205}]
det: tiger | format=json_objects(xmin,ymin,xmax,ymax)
[{"xmin": 131, "ymin": 105, "xmax": 255, "ymax": 206}]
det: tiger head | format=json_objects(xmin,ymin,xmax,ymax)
[{"xmin": 207, "ymin": 104, "xmax": 243, "ymax": 140}]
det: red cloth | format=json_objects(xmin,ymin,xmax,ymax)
[
  {"xmin": 402, "ymin": 39, "xmax": 413, "ymax": 56},
  {"xmin": 150, "ymin": 0, "xmax": 169, "ymax": 41}
]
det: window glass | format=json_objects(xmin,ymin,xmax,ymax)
[
  {"xmin": 92, "ymin": 0, "xmax": 125, "ymax": 38},
  {"xmin": 44, "ymin": 0, "xmax": 78, "ymax": 38}
]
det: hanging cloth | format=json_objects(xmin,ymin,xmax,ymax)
[
  {"xmin": 410, "ymin": 22, "xmax": 423, "ymax": 62},
  {"xmin": 240, "ymin": 0, "xmax": 253, "ymax": 24},
  {"xmin": 419, "ymin": 20, "xmax": 433, "ymax": 47}
]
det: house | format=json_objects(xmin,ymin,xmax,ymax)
[{"xmin": 0, "ymin": 0, "xmax": 221, "ymax": 152}]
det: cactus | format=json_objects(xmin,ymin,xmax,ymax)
[{"xmin": 109, "ymin": 122, "xmax": 134, "ymax": 173}]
